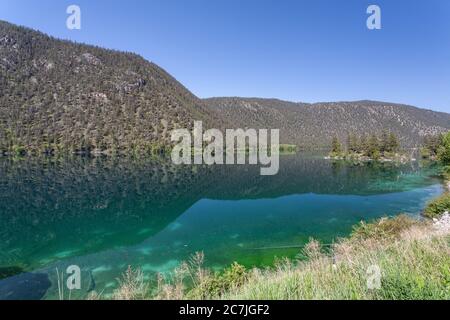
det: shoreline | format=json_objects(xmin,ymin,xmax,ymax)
[
  {"xmin": 101, "ymin": 177, "xmax": 450, "ymax": 300},
  {"xmin": 102, "ymin": 211, "xmax": 450, "ymax": 300},
  {"xmin": 121, "ymin": 169, "xmax": 450, "ymax": 300},
  {"xmin": 325, "ymin": 153, "xmax": 417, "ymax": 163}
]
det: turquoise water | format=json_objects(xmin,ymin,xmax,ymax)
[{"xmin": 0, "ymin": 154, "xmax": 444, "ymax": 299}]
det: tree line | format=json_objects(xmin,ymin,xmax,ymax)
[
  {"xmin": 421, "ymin": 132, "xmax": 450, "ymax": 164},
  {"xmin": 331, "ymin": 131, "xmax": 400, "ymax": 159}
]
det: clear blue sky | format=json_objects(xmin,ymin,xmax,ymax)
[{"xmin": 1, "ymin": 0, "xmax": 449, "ymax": 113}]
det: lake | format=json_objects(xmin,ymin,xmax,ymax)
[{"xmin": 0, "ymin": 154, "xmax": 444, "ymax": 299}]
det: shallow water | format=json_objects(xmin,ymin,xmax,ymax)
[{"xmin": 0, "ymin": 154, "xmax": 444, "ymax": 299}]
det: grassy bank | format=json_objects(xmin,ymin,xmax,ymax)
[
  {"xmin": 104, "ymin": 214, "xmax": 449, "ymax": 300},
  {"xmin": 221, "ymin": 217, "xmax": 449, "ymax": 300},
  {"xmin": 423, "ymin": 167, "xmax": 450, "ymax": 219},
  {"xmin": 424, "ymin": 193, "xmax": 450, "ymax": 219}
]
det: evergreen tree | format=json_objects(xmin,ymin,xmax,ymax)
[
  {"xmin": 423, "ymin": 135, "xmax": 442, "ymax": 156},
  {"xmin": 359, "ymin": 134, "xmax": 368, "ymax": 154},
  {"xmin": 437, "ymin": 131, "xmax": 450, "ymax": 164},
  {"xmin": 367, "ymin": 134, "xmax": 381, "ymax": 159},
  {"xmin": 331, "ymin": 136, "xmax": 342, "ymax": 155},
  {"xmin": 388, "ymin": 132, "xmax": 399, "ymax": 153},
  {"xmin": 347, "ymin": 133, "xmax": 358, "ymax": 153},
  {"xmin": 380, "ymin": 130, "xmax": 389, "ymax": 153}
]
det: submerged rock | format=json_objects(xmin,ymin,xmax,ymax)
[
  {"xmin": 87, "ymin": 270, "xmax": 96, "ymax": 293},
  {"xmin": 0, "ymin": 272, "xmax": 51, "ymax": 300},
  {"xmin": 0, "ymin": 266, "xmax": 24, "ymax": 280}
]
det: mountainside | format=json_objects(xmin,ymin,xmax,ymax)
[
  {"xmin": 204, "ymin": 98, "xmax": 450, "ymax": 149},
  {"xmin": 1, "ymin": 20, "xmax": 449, "ymax": 154},
  {"xmin": 0, "ymin": 20, "xmax": 221, "ymax": 154}
]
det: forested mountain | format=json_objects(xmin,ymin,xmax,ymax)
[
  {"xmin": 1, "ymin": 20, "xmax": 449, "ymax": 154},
  {"xmin": 204, "ymin": 98, "xmax": 450, "ymax": 149},
  {"xmin": 0, "ymin": 20, "xmax": 221, "ymax": 155}
]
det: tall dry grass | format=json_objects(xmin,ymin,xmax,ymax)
[
  {"xmin": 112, "ymin": 266, "xmax": 148, "ymax": 300},
  {"xmin": 109, "ymin": 215, "xmax": 450, "ymax": 300},
  {"xmin": 221, "ymin": 216, "xmax": 450, "ymax": 300}
]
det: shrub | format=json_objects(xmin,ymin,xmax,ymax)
[
  {"xmin": 420, "ymin": 147, "xmax": 431, "ymax": 159},
  {"xmin": 370, "ymin": 149, "xmax": 381, "ymax": 160},
  {"xmin": 301, "ymin": 238, "xmax": 323, "ymax": 260},
  {"xmin": 350, "ymin": 215, "xmax": 418, "ymax": 241},
  {"xmin": 113, "ymin": 266, "xmax": 148, "ymax": 300},
  {"xmin": 424, "ymin": 193, "xmax": 450, "ymax": 219},
  {"xmin": 279, "ymin": 144, "xmax": 297, "ymax": 153},
  {"xmin": 187, "ymin": 262, "xmax": 247, "ymax": 299},
  {"xmin": 12, "ymin": 145, "xmax": 26, "ymax": 156},
  {"xmin": 442, "ymin": 166, "xmax": 450, "ymax": 181}
]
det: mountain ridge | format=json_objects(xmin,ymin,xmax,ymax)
[
  {"xmin": 204, "ymin": 97, "xmax": 450, "ymax": 148},
  {"xmin": 204, "ymin": 97, "xmax": 447, "ymax": 113},
  {"xmin": 1, "ymin": 20, "xmax": 449, "ymax": 153},
  {"xmin": 0, "ymin": 20, "xmax": 224, "ymax": 154}
]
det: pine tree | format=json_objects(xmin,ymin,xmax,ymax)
[
  {"xmin": 367, "ymin": 134, "xmax": 381, "ymax": 159},
  {"xmin": 422, "ymin": 135, "xmax": 441, "ymax": 156},
  {"xmin": 380, "ymin": 130, "xmax": 389, "ymax": 153},
  {"xmin": 388, "ymin": 132, "xmax": 399, "ymax": 153},
  {"xmin": 331, "ymin": 136, "xmax": 342, "ymax": 155},
  {"xmin": 347, "ymin": 133, "xmax": 358, "ymax": 153},
  {"xmin": 359, "ymin": 135, "xmax": 368, "ymax": 154},
  {"xmin": 437, "ymin": 131, "xmax": 450, "ymax": 164}
]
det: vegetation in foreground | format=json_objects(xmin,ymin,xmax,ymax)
[
  {"xmin": 101, "ymin": 214, "xmax": 449, "ymax": 301},
  {"xmin": 424, "ymin": 193, "xmax": 450, "ymax": 219},
  {"xmin": 421, "ymin": 132, "xmax": 450, "ymax": 219},
  {"xmin": 85, "ymin": 136, "xmax": 450, "ymax": 300}
]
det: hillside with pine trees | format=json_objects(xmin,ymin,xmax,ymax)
[
  {"xmin": 1, "ymin": 20, "xmax": 449, "ymax": 155},
  {"xmin": 0, "ymin": 20, "xmax": 222, "ymax": 155}
]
